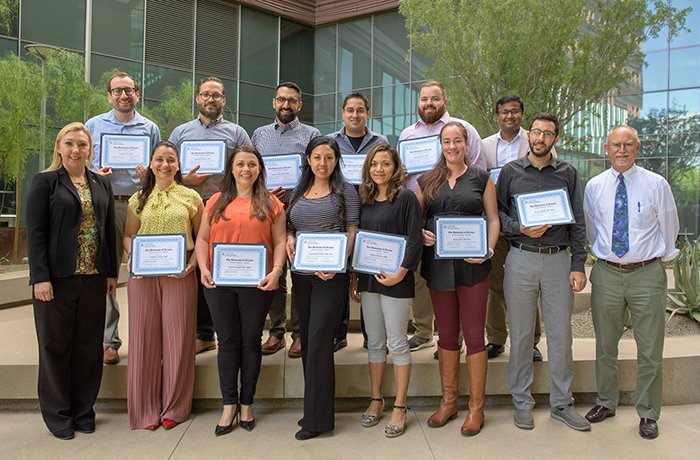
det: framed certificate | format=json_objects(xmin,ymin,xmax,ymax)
[
  {"xmin": 340, "ymin": 154, "xmax": 366, "ymax": 185},
  {"xmin": 100, "ymin": 133, "xmax": 150, "ymax": 169},
  {"xmin": 264, "ymin": 154, "xmax": 303, "ymax": 189},
  {"xmin": 435, "ymin": 217, "xmax": 488, "ymax": 259},
  {"xmin": 180, "ymin": 140, "xmax": 226, "ymax": 174},
  {"xmin": 292, "ymin": 232, "xmax": 348, "ymax": 273},
  {"xmin": 488, "ymin": 167, "xmax": 502, "ymax": 184},
  {"xmin": 351, "ymin": 230, "xmax": 407, "ymax": 275},
  {"xmin": 211, "ymin": 243, "xmax": 268, "ymax": 286},
  {"xmin": 515, "ymin": 188, "xmax": 575, "ymax": 227},
  {"xmin": 398, "ymin": 135, "xmax": 440, "ymax": 174},
  {"xmin": 130, "ymin": 234, "xmax": 186, "ymax": 276}
]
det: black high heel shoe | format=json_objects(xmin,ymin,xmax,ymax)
[
  {"xmin": 239, "ymin": 405, "xmax": 255, "ymax": 431},
  {"xmin": 214, "ymin": 404, "xmax": 239, "ymax": 436}
]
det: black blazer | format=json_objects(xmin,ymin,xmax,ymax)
[{"xmin": 26, "ymin": 166, "xmax": 119, "ymax": 284}]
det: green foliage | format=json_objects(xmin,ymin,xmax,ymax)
[
  {"xmin": 0, "ymin": 0, "xmax": 18, "ymax": 35},
  {"xmin": 399, "ymin": 0, "xmax": 690, "ymax": 136},
  {"xmin": 668, "ymin": 235, "xmax": 700, "ymax": 323},
  {"xmin": 140, "ymin": 79, "xmax": 195, "ymax": 139}
]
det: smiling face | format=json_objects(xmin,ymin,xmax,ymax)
[
  {"xmin": 342, "ymin": 97, "xmax": 369, "ymax": 133},
  {"xmin": 273, "ymin": 86, "xmax": 302, "ymax": 124},
  {"xmin": 528, "ymin": 119, "xmax": 559, "ymax": 158},
  {"xmin": 369, "ymin": 150, "xmax": 396, "ymax": 188},
  {"xmin": 149, "ymin": 145, "xmax": 179, "ymax": 181},
  {"xmin": 604, "ymin": 126, "xmax": 640, "ymax": 173},
  {"xmin": 308, "ymin": 144, "xmax": 338, "ymax": 181},
  {"xmin": 439, "ymin": 124, "xmax": 468, "ymax": 166},
  {"xmin": 196, "ymin": 80, "xmax": 226, "ymax": 120},
  {"xmin": 496, "ymin": 100, "xmax": 524, "ymax": 135},
  {"xmin": 231, "ymin": 150, "xmax": 261, "ymax": 189},
  {"xmin": 58, "ymin": 130, "xmax": 91, "ymax": 172},
  {"xmin": 107, "ymin": 75, "xmax": 139, "ymax": 114},
  {"xmin": 418, "ymin": 85, "xmax": 447, "ymax": 124}
]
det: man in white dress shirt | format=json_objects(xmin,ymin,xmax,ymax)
[{"xmin": 583, "ymin": 125, "xmax": 679, "ymax": 440}]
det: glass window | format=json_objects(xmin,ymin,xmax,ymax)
[
  {"xmin": 315, "ymin": 122, "xmax": 336, "ymax": 136},
  {"xmin": 92, "ymin": 0, "xmax": 144, "ymax": 60},
  {"xmin": 299, "ymin": 94, "xmax": 314, "ymax": 124},
  {"xmin": 314, "ymin": 25, "xmax": 336, "ymax": 95},
  {"xmin": 0, "ymin": 0, "xmax": 18, "ymax": 37},
  {"xmin": 239, "ymin": 8, "xmax": 278, "ymax": 86},
  {"xmin": 411, "ymin": 49, "xmax": 433, "ymax": 82},
  {"xmin": 637, "ymin": 134, "xmax": 667, "ymax": 159},
  {"xmin": 90, "ymin": 54, "xmax": 143, "ymax": 89},
  {"xmin": 642, "ymin": 50, "xmax": 668, "ymax": 92},
  {"xmin": 373, "ymin": 12, "xmax": 409, "ymax": 86},
  {"xmin": 21, "ymin": 0, "xmax": 85, "ymax": 50},
  {"xmin": 314, "ymin": 93, "xmax": 336, "ymax": 124},
  {"xmin": 670, "ymin": 46, "xmax": 700, "ymax": 89},
  {"xmin": 638, "ymin": 91, "xmax": 667, "ymax": 120},
  {"xmin": 143, "ymin": 64, "xmax": 192, "ymax": 101},
  {"xmin": 670, "ymin": 0, "xmax": 700, "ymax": 48},
  {"xmin": 338, "ymin": 18, "xmax": 371, "ymax": 93},
  {"xmin": 238, "ymin": 114, "xmax": 272, "ymax": 137},
  {"xmin": 373, "ymin": 84, "xmax": 411, "ymax": 119},
  {"xmin": 238, "ymin": 82, "xmax": 275, "ymax": 117},
  {"xmin": 280, "ymin": 20, "xmax": 314, "ymax": 94},
  {"xmin": 0, "ymin": 37, "xmax": 18, "ymax": 56},
  {"xmin": 669, "ymin": 88, "xmax": 700, "ymax": 118}
]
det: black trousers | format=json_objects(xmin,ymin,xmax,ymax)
[
  {"xmin": 33, "ymin": 274, "xmax": 107, "ymax": 434},
  {"xmin": 195, "ymin": 266, "xmax": 215, "ymax": 341},
  {"xmin": 293, "ymin": 272, "xmax": 347, "ymax": 433},
  {"xmin": 205, "ymin": 286, "xmax": 274, "ymax": 405}
]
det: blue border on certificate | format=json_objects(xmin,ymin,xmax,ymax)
[
  {"xmin": 264, "ymin": 154, "xmax": 303, "ymax": 189},
  {"xmin": 340, "ymin": 154, "xmax": 366, "ymax": 185},
  {"xmin": 101, "ymin": 133, "xmax": 150, "ymax": 169},
  {"xmin": 488, "ymin": 167, "xmax": 502, "ymax": 184},
  {"xmin": 435, "ymin": 217, "xmax": 488, "ymax": 259},
  {"xmin": 180, "ymin": 140, "xmax": 226, "ymax": 174},
  {"xmin": 292, "ymin": 232, "xmax": 348, "ymax": 273},
  {"xmin": 130, "ymin": 233, "xmax": 186, "ymax": 276},
  {"xmin": 515, "ymin": 188, "xmax": 575, "ymax": 226},
  {"xmin": 211, "ymin": 243, "xmax": 267, "ymax": 286},
  {"xmin": 397, "ymin": 135, "xmax": 440, "ymax": 174},
  {"xmin": 351, "ymin": 230, "xmax": 407, "ymax": 275}
]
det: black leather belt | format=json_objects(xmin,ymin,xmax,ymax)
[
  {"xmin": 113, "ymin": 195, "xmax": 130, "ymax": 202},
  {"xmin": 603, "ymin": 257, "xmax": 658, "ymax": 271},
  {"xmin": 511, "ymin": 242, "xmax": 567, "ymax": 254}
]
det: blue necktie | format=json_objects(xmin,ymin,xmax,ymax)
[{"xmin": 611, "ymin": 174, "xmax": 629, "ymax": 258}]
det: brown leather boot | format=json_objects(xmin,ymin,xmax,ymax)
[
  {"xmin": 461, "ymin": 350, "xmax": 487, "ymax": 436},
  {"xmin": 427, "ymin": 347, "xmax": 460, "ymax": 427}
]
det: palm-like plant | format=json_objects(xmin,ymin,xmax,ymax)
[{"xmin": 667, "ymin": 235, "xmax": 700, "ymax": 323}]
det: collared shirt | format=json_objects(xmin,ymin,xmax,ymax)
[
  {"xmin": 251, "ymin": 117, "xmax": 320, "ymax": 157},
  {"xmin": 86, "ymin": 109, "xmax": 161, "ymax": 196},
  {"xmin": 398, "ymin": 111, "xmax": 485, "ymax": 191},
  {"xmin": 496, "ymin": 130, "xmax": 521, "ymax": 167},
  {"xmin": 584, "ymin": 164, "xmax": 679, "ymax": 263},
  {"xmin": 168, "ymin": 116, "xmax": 251, "ymax": 199},
  {"xmin": 496, "ymin": 153, "xmax": 587, "ymax": 272},
  {"xmin": 328, "ymin": 127, "xmax": 388, "ymax": 157}
]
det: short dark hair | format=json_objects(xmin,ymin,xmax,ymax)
[
  {"xmin": 530, "ymin": 113, "xmax": 559, "ymax": 136},
  {"xmin": 342, "ymin": 92, "xmax": 370, "ymax": 110},
  {"xmin": 198, "ymin": 76, "xmax": 225, "ymax": 95},
  {"xmin": 419, "ymin": 80, "xmax": 446, "ymax": 98},
  {"xmin": 276, "ymin": 81, "xmax": 302, "ymax": 99},
  {"xmin": 107, "ymin": 71, "xmax": 139, "ymax": 92},
  {"xmin": 495, "ymin": 95, "xmax": 524, "ymax": 113}
]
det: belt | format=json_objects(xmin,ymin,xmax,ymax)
[
  {"xmin": 113, "ymin": 195, "xmax": 131, "ymax": 202},
  {"xmin": 603, "ymin": 257, "xmax": 658, "ymax": 271},
  {"xmin": 511, "ymin": 242, "xmax": 567, "ymax": 254}
]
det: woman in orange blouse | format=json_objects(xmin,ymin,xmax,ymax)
[{"xmin": 195, "ymin": 145, "xmax": 286, "ymax": 436}]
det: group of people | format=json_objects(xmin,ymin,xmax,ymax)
[{"xmin": 26, "ymin": 73, "xmax": 679, "ymax": 443}]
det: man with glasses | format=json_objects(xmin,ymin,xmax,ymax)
[
  {"xmin": 169, "ymin": 76, "xmax": 251, "ymax": 354},
  {"xmin": 496, "ymin": 113, "xmax": 590, "ymax": 432},
  {"xmin": 328, "ymin": 92, "xmax": 388, "ymax": 351},
  {"xmin": 86, "ymin": 71, "xmax": 161, "ymax": 365},
  {"xmin": 482, "ymin": 96, "xmax": 545, "ymax": 362},
  {"xmin": 583, "ymin": 125, "xmax": 678, "ymax": 439},
  {"xmin": 252, "ymin": 82, "xmax": 320, "ymax": 358}
]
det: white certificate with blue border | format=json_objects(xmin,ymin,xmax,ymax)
[
  {"xmin": 340, "ymin": 154, "xmax": 366, "ymax": 185},
  {"xmin": 435, "ymin": 217, "xmax": 488, "ymax": 259},
  {"xmin": 130, "ymin": 234, "xmax": 186, "ymax": 276},
  {"xmin": 211, "ymin": 243, "xmax": 267, "ymax": 286},
  {"xmin": 398, "ymin": 135, "xmax": 440, "ymax": 174},
  {"xmin": 265, "ymin": 154, "xmax": 303, "ymax": 189},
  {"xmin": 100, "ymin": 133, "xmax": 150, "ymax": 169},
  {"xmin": 292, "ymin": 232, "xmax": 348, "ymax": 273},
  {"xmin": 515, "ymin": 188, "xmax": 575, "ymax": 227},
  {"xmin": 489, "ymin": 167, "xmax": 502, "ymax": 184},
  {"xmin": 351, "ymin": 230, "xmax": 406, "ymax": 275},
  {"xmin": 180, "ymin": 140, "xmax": 226, "ymax": 174}
]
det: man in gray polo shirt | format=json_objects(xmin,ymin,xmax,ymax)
[
  {"xmin": 252, "ymin": 81, "xmax": 320, "ymax": 358},
  {"xmin": 169, "ymin": 76, "xmax": 251, "ymax": 354}
]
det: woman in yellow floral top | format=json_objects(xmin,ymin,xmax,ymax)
[{"xmin": 124, "ymin": 141, "xmax": 203, "ymax": 430}]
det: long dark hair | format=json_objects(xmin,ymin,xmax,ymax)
[
  {"xmin": 420, "ymin": 122, "xmax": 469, "ymax": 200},
  {"xmin": 136, "ymin": 141, "xmax": 184, "ymax": 213},
  {"xmin": 208, "ymin": 145, "xmax": 274, "ymax": 224},
  {"xmin": 359, "ymin": 144, "xmax": 405, "ymax": 205},
  {"xmin": 288, "ymin": 136, "xmax": 347, "ymax": 229}
]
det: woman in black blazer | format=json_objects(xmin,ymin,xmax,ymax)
[{"xmin": 26, "ymin": 122, "xmax": 119, "ymax": 440}]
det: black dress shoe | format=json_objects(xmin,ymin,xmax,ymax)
[
  {"xmin": 295, "ymin": 429, "xmax": 320, "ymax": 440},
  {"xmin": 215, "ymin": 422, "xmax": 235, "ymax": 436},
  {"xmin": 333, "ymin": 338, "xmax": 348, "ymax": 352},
  {"xmin": 639, "ymin": 418, "xmax": 659, "ymax": 439},
  {"xmin": 585, "ymin": 405, "xmax": 615, "ymax": 423},
  {"xmin": 53, "ymin": 428, "xmax": 75, "ymax": 440},
  {"xmin": 532, "ymin": 346, "xmax": 543, "ymax": 362},
  {"xmin": 74, "ymin": 424, "xmax": 95, "ymax": 434},
  {"xmin": 486, "ymin": 343, "xmax": 505, "ymax": 359},
  {"xmin": 240, "ymin": 418, "xmax": 255, "ymax": 431}
]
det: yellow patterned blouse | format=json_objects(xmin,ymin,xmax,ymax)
[
  {"xmin": 74, "ymin": 182, "xmax": 99, "ymax": 275},
  {"xmin": 128, "ymin": 182, "xmax": 202, "ymax": 250}
]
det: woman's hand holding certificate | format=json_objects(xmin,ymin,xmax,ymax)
[{"xmin": 291, "ymin": 232, "xmax": 348, "ymax": 278}]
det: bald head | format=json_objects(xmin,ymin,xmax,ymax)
[{"xmin": 604, "ymin": 125, "xmax": 640, "ymax": 173}]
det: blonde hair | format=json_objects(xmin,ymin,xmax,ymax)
[{"xmin": 47, "ymin": 122, "xmax": 94, "ymax": 171}]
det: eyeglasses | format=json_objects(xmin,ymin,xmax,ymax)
[
  {"xmin": 497, "ymin": 109, "xmax": 522, "ymax": 116},
  {"xmin": 110, "ymin": 87, "xmax": 137, "ymax": 96},
  {"xmin": 530, "ymin": 129, "xmax": 556, "ymax": 139},
  {"xmin": 608, "ymin": 141, "xmax": 636, "ymax": 150},
  {"xmin": 199, "ymin": 92, "xmax": 224, "ymax": 101},
  {"xmin": 344, "ymin": 107, "xmax": 367, "ymax": 115},
  {"xmin": 275, "ymin": 96, "xmax": 300, "ymax": 105}
]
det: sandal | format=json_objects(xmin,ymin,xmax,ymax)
[
  {"xmin": 385, "ymin": 405, "xmax": 408, "ymax": 438},
  {"xmin": 360, "ymin": 397, "xmax": 385, "ymax": 427}
]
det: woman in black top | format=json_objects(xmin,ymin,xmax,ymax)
[
  {"xmin": 350, "ymin": 144, "xmax": 422, "ymax": 437},
  {"xmin": 416, "ymin": 122, "xmax": 499, "ymax": 436}
]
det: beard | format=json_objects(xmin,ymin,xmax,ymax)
[
  {"xmin": 529, "ymin": 141, "xmax": 555, "ymax": 158},
  {"xmin": 276, "ymin": 109, "xmax": 296, "ymax": 124},
  {"xmin": 198, "ymin": 103, "xmax": 222, "ymax": 120},
  {"xmin": 418, "ymin": 104, "xmax": 445, "ymax": 124}
]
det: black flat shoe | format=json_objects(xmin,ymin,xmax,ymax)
[
  {"xmin": 53, "ymin": 428, "xmax": 75, "ymax": 440},
  {"xmin": 295, "ymin": 429, "xmax": 320, "ymax": 440},
  {"xmin": 75, "ymin": 424, "xmax": 95, "ymax": 434},
  {"xmin": 240, "ymin": 418, "xmax": 256, "ymax": 431}
]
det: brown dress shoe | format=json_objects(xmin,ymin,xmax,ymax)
[
  {"xmin": 196, "ymin": 339, "xmax": 216, "ymax": 354},
  {"xmin": 288, "ymin": 337, "xmax": 302, "ymax": 358},
  {"xmin": 103, "ymin": 346, "xmax": 120, "ymax": 365},
  {"xmin": 585, "ymin": 405, "xmax": 615, "ymax": 423},
  {"xmin": 639, "ymin": 418, "xmax": 658, "ymax": 439},
  {"xmin": 262, "ymin": 335, "xmax": 286, "ymax": 355}
]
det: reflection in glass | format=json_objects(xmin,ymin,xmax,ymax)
[
  {"xmin": 143, "ymin": 64, "xmax": 191, "ymax": 100},
  {"xmin": 642, "ymin": 50, "xmax": 668, "ymax": 92},
  {"xmin": 92, "ymin": 0, "xmax": 144, "ymax": 60},
  {"xmin": 281, "ymin": 20, "xmax": 314, "ymax": 93},
  {"xmin": 21, "ymin": 0, "xmax": 86, "ymax": 50},
  {"xmin": 670, "ymin": 46, "xmax": 700, "ymax": 89},
  {"xmin": 239, "ymin": 114, "xmax": 272, "ymax": 137},
  {"xmin": 314, "ymin": 26, "xmax": 337, "ymax": 94},
  {"xmin": 90, "ymin": 54, "xmax": 143, "ymax": 89},
  {"xmin": 238, "ymin": 82, "xmax": 275, "ymax": 117},
  {"xmin": 240, "ymin": 8, "xmax": 278, "ymax": 86},
  {"xmin": 338, "ymin": 19, "xmax": 371, "ymax": 93},
  {"xmin": 669, "ymin": 88, "xmax": 700, "ymax": 118},
  {"xmin": 373, "ymin": 13, "xmax": 409, "ymax": 86}
]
